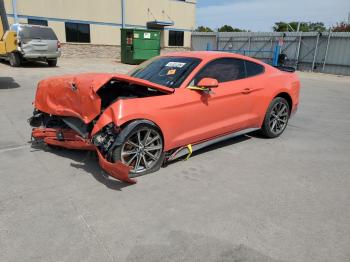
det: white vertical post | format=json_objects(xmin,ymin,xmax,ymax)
[
  {"xmin": 322, "ymin": 31, "xmax": 331, "ymax": 71},
  {"xmin": 248, "ymin": 36, "xmax": 251, "ymax": 54},
  {"xmin": 295, "ymin": 33, "xmax": 302, "ymax": 69},
  {"xmin": 121, "ymin": 0, "xmax": 125, "ymax": 28},
  {"xmin": 12, "ymin": 0, "xmax": 18, "ymax": 23},
  {"xmin": 311, "ymin": 33, "xmax": 320, "ymax": 72}
]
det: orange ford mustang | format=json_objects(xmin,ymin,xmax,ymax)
[{"xmin": 29, "ymin": 51, "xmax": 300, "ymax": 184}]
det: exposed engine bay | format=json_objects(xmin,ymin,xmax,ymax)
[
  {"xmin": 30, "ymin": 112, "xmax": 119, "ymax": 158},
  {"xmin": 97, "ymin": 80, "xmax": 166, "ymax": 110},
  {"xmin": 29, "ymin": 112, "xmax": 93, "ymax": 138}
]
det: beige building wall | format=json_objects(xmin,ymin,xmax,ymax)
[
  {"xmin": 90, "ymin": 24, "xmax": 121, "ymax": 45},
  {"xmin": 7, "ymin": 0, "xmax": 122, "ymax": 24},
  {"xmin": 4, "ymin": 0, "xmax": 195, "ymax": 48}
]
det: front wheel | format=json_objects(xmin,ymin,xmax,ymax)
[
  {"xmin": 112, "ymin": 124, "xmax": 165, "ymax": 177},
  {"xmin": 260, "ymin": 97, "xmax": 290, "ymax": 138}
]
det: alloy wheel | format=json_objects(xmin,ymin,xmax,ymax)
[
  {"xmin": 269, "ymin": 101, "xmax": 289, "ymax": 135},
  {"xmin": 121, "ymin": 128, "xmax": 163, "ymax": 174}
]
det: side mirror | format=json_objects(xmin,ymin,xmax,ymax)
[
  {"xmin": 187, "ymin": 78, "xmax": 219, "ymax": 92},
  {"xmin": 197, "ymin": 78, "xmax": 218, "ymax": 88}
]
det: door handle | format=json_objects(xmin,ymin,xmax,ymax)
[{"xmin": 242, "ymin": 88, "xmax": 251, "ymax": 94}]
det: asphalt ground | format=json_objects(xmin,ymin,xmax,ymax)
[{"xmin": 0, "ymin": 58, "xmax": 349, "ymax": 262}]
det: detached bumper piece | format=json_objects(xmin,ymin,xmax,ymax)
[
  {"xmin": 31, "ymin": 127, "xmax": 136, "ymax": 184},
  {"xmin": 96, "ymin": 151, "xmax": 136, "ymax": 184}
]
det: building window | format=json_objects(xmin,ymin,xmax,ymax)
[
  {"xmin": 28, "ymin": 19, "xmax": 48, "ymax": 26},
  {"xmin": 65, "ymin": 22, "xmax": 90, "ymax": 43},
  {"xmin": 169, "ymin": 30, "xmax": 184, "ymax": 46}
]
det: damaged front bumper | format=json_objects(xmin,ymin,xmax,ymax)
[{"xmin": 31, "ymin": 127, "xmax": 137, "ymax": 184}]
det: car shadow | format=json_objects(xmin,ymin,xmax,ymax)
[
  {"xmin": 21, "ymin": 60, "xmax": 57, "ymax": 68},
  {"xmin": 30, "ymin": 142, "xmax": 133, "ymax": 191},
  {"xmin": 196, "ymin": 134, "xmax": 252, "ymax": 156},
  {"xmin": 248, "ymin": 130, "xmax": 270, "ymax": 139},
  {"xmin": 0, "ymin": 77, "xmax": 20, "ymax": 89},
  {"xmin": 0, "ymin": 59, "xmax": 56, "ymax": 68},
  {"xmin": 29, "ymin": 132, "xmax": 259, "ymax": 189}
]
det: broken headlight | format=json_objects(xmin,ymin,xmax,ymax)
[{"xmin": 92, "ymin": 123, "xmax": 119, "ymax": 154}]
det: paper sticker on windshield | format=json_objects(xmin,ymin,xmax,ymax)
[
  {"xmin": 167, "ymin": 69, "xmax": 177, "ymax": 75},
  {"xmin": 165, "ymin": 62, "xmax": 186, "ymax": 68}
]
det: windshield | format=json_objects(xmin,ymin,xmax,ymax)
[
  {"xmin": 18, "ymin": 26, "xmax": 58, "ymax": 40},
  {"xmin": 128, "ymin": 56, "xmax": 201, "ymax": 88}
]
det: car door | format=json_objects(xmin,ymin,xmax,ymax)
[{"xmin": 169, "ymin": 58, "xmax": 255, "ymax": 147}]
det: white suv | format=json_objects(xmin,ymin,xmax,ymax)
[{"xmin": 9, "ymin": 23, "xmax": 61, "ymax": 67}]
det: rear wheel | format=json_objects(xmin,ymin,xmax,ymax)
[
  {"xmin": 112, "ymin": 124, "xmax": 165, "ymax": 177},
  {"xmin": 47, "ymin": 59, "xmax": 57, "ymax": 67},
  {"xmin": 260, "ymin": 97, "xmax": 290, "ymax": 138},
  {"xmin": 9, "ymin": 52, "xmax": 21, "ymax": 67}
]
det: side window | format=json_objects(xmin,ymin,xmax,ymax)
[
  {"xmin": 28, "ymin": 19, "xmax": 48, "ymax": 26},
  {"xmin": 194, "ymin": 58, "xmax": 245, "ymax": 85},
  {"xmin": 245, "ymin": 60, "xmax": 264, "ymax": 77}
]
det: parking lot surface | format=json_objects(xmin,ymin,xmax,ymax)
[{"xmin": 0, "ymin": 58, "xmax": 349, "ymax": 262}]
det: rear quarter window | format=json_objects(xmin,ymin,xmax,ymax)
[
  {"xmin": 19, "ymin": 26, "xmax": 58, "ymax": 40},
  {"xmin": 245, "ymin": 61, "xmax": 265, "ymax": 77}
]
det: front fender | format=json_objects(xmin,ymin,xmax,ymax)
[
  {"xmin": 91, "ymin": 100, "xmax": 163, "ymax": 135},
  {"xmin": 91, "ymin": 100, "xmax": 168, "ymax": 150}
]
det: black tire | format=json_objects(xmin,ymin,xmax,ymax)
[
  {"xmin": 47, "ymin": 59, "xmax": 57, "ymax": 67},
  {"xmin": 9, "ymin": 52, "xmax": 21, "ymax": 67},
  {"xmin": 260, "ymin": 97, "xmax": 290, "ymax": 138},
  {"xmin": 112, "ymin": 123, "xmax": 165, "ymax": 177}
]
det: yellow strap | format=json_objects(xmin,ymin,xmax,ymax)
[
  {"xmin": 187, "ymin": 85, "xmax": 209, "ymax": 91},
  {"xmin": 184, "ymin": 144, "xmax": 193, "ymax": 160}
]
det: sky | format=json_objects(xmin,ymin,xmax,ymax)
[{"xmin": 196, "ymin": 0, "xmax": 350, "ymax": 31}]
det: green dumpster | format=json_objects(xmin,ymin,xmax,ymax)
[{"xmin": 121, "ymin": 28, "xmax": 161, "ymax": 65}]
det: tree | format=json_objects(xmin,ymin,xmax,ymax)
[
  {"xmin": 273, "ymin": 22, "xmax": 291, "ymax": 32},
  {"xmin": 273, "ymin": 21, "xmax": 326, "ymax": 32},
  {"xmin": 195, "ymin": 26, "xmax": 213, "ymax": 32},
  {"xmin": 308, "ymin": 22, "xmax": 327, "ymax": 32},
  {"xmin": 332, "ymin": 21, "xmax": 350, "ymax": 32},
  {"xmin": 218, "ymin": 24, "xmax": 247, "ymax": 32}
]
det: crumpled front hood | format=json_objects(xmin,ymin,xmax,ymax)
[{"xmin": 34, "ymin": 73, "xmax": 173, "ymax": 123}]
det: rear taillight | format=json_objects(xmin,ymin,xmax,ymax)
[{"xmin": 57, "ymin": 41, "xmax": 61, "ymax": 49}]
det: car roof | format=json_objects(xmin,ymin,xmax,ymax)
[
  {"xmin": 17, "ymin": 23, "xmax": 49, "ymax": 29},
  {"xmin": 162, "ymin": 51, "xmax": 265, "ymax": 65}
]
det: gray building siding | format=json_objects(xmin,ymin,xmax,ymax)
[{"xmin": 192, "ymin": 32, "xmax": 350, "ymax": 76}]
